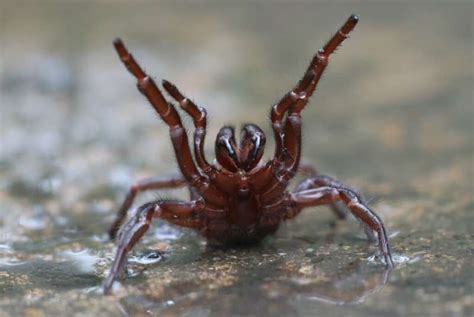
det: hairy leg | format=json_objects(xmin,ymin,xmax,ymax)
[
  {"xmin": 270, "ymin": 70, "xmax": 316, "ymax": 159},
  {"xmin": 281, "ymin": 15, "xmax": 360, "ymax": 166},
  {"xmin": 290, "ymin": 186, "xmax": 394, "ymax": 268},
  {"xmin": 260, "ymin": 15, "xmax": 360, "ymax": 202},
  {"xmin": 294, "ymin": 174, "xmax": 377, "ymax": 241},
  {"xmin": 108, "ymin": 174, "xmax": 186, "ymax": 239},
  {"xmin": 162, "ymin": 80, "xmax": 213, "ymax": 173},
  {"xmin": 295, "ymin": 174, "xmax": 348, "ymax": 220},
  {"xmin": 270, "ymin": 15, "xmax": 359, "ymax": 161},
  {"xmin": 113, "ymin": 39, "xmax": 226, "ymax": 207},
  {"xmin": 103, "ymin": 200, "xmax": 204, "ymax": 294}
]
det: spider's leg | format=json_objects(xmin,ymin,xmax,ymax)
[
  {"xmin": 270, "ymin": 15, "xmax": 359, "ymax": 157},
  {"xmin": 259, "ymin": 15, "xmax": 360, "ymax": 203},
  {"xmin": 108, "ymin": 174, "xmax": 186, "ymax": 240},
  {"xmin": 113, "ymin": 39, "xmax": 226, "ymax": 207},
  {"xmin": 290, "ymin": 186, "xmax": 394, "ymax": 268},
  {"xmin": 270, "ymin": 70, "xmax": 316, "ymax": 158},
  {"xmin": 292, "ymin": 14, "xmax": 359, "ymax": 114},
  {"xmin": 295, "ymin": 174, "xmax": 347, "ymax": 220},
  {"xmin": 162, "ymin": 80, "xmax": 238, "ymax": 194},
  {"xmin": 294, "ymin": 174, "xmax": 377, "ymax": 242},
  {"xmin": 257, "ymin": 121, "xmax": 299, "ymax": 205},
  {"xmin": 246, "ymin": 77, "xmax": 304, "ymax": 193},
  {"xmin": 103, "ymin": 199, "xmax": 204, "ymax": 295},
  {"xmin": 282, "ymin": 14, "xmax": 359, "ymax": 159},
  {"xmin": 162, "ymin": 80, "xmax": 213, "ymax": 173}
]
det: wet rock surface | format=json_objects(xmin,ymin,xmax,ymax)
[{"xmin": 0, "ymin": 2, "xmax": 472, "ymax": 317}]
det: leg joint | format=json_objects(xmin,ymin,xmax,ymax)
[{"xmin": 130, "ymin": 183, "xmax": 140, "ymax": 194}]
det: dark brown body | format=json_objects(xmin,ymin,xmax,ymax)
[
  {"xmin": 103, "ymin": 15, "xmax": 394, "ymax": 294},
  {"xmin": 202, "ymin": 181, "xmax": 282, "ymax": 245}
]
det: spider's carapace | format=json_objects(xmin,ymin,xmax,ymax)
[{"xmin": 104, "ymin": 14, "xmax": 394, "ymax": 294}]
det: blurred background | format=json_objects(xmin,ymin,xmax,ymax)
[{"xmin": 0, "ymin": 2, "xmax": 472, "ymax": 317}]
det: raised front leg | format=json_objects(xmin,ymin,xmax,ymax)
[
  {"xmin": 280, "ymin": 14, "xmax": 360, "ymax": 164},
  {"xmin": 270, "ymin": 70, "xmax": 316, "ymax": 159},
  {"xmin": 270, "ymin": 14, "xmax": 359, "ymax": 160},
  {"xmin": 259, "ymin": 15, "xmax": 360, "ymax": 204},
  {"xmin": 108, "ymin": 174, "xmax": 186, "ymax": 239},
  {"xmin": 103, "ymin": 200, "xmax": 204, "ymax": 295},
  {"xmin": 290, "ymin": 186, "xmax": 394, "ymax": 268},
  {"xmin": 162, "ymin": 80, "xmax": 213, "ymax": 173},
  {"xmin": 113, "ymin": 39, "xmax": 226, "ymax": 207}
]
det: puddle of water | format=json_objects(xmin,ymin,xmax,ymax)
[{"xmin": 366, "ymin": 253, "xmax": 411, "ymax": 266}]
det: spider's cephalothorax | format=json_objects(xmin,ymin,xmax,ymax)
[{"xmin": 104, "ymin": 14, "xmax": 394, "ymax": 294}]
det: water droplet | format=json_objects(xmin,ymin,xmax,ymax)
[
  {"xmin": 367, "ymin": 253, "xmax": 411, "ymax": 265},
  {"xmin": 388, "ymin": 230, "xmax": 400, "ymax": 238},
  {"xmin": 129, "ymin": 250, "xmax": 163, "ymax": 265},
  {"xmin": 0, "ymin": 244, "xmax": 12, "ymax": 252},
  {"xmin": 0, "ymin": 258, "xmax": 27, "ymax": 266},
  {"xmin": 84, "ymin": 286, "xmax": 103, "ymax": 294},
  {"xmin": 392, "ymin": 254, "xmax": 411, "ymax": 264}
]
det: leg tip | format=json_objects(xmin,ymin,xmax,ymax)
[
  {"xmin": 349, "ymin": 14, "xmax": 359, "ymax": 23},
  {"xmin": 385, "ymin": 256, "xmax": 395, "ymax": 269},
  {"xmin": 102, "ymin": 279, "xmax": 114, "ymax": 295},
  {"xmin": 113, "ymin": 37, "xmax": 123, "ymax": 47},
  {"xmin": 162, "ymin": 79, "xmax": 175, "ymax": 94},
  {"xmin": 113, "ymin": 38, "xmax": 128, "ymax": 58}
]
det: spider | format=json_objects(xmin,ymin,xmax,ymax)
[{"xmin": 103, "ymin": 14, "xmax": 394, "ymax": 294}]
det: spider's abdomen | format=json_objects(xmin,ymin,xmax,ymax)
[
  {"xmin": 200, "ymin": 193, "xmax": 286, "ymax": 245},
  {"xmin": 228, "ymin": 195, "xmax": 259, "ymax": 227}
]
